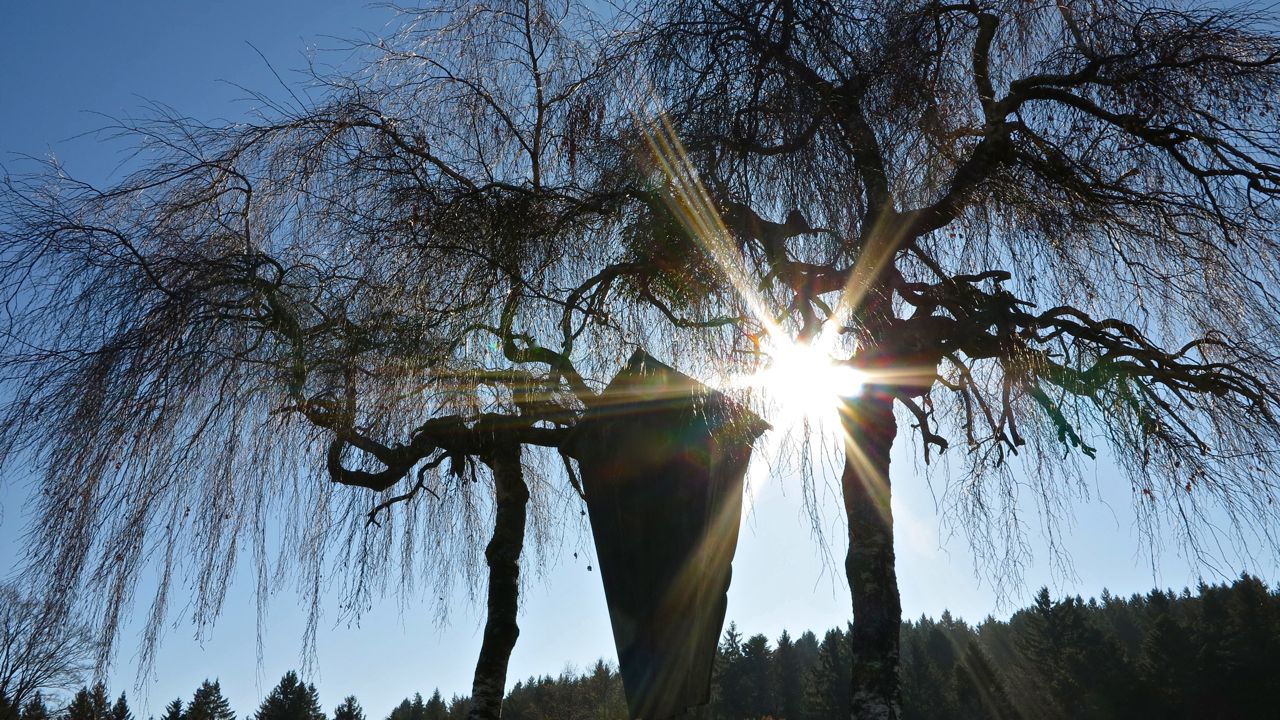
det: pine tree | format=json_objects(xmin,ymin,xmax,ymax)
[
  {"xmin": 18, "ymin": 693, "xmax": 49, "ymax": 720},
  {"xmin": 899, "ymin": 619, "xmax": 949, "ymax": 720},
  {"xmin": 1013, "ymin": 588, "xmax": 1067, "ymax": 718},
  {"xmin": 330, "ymin": 697, "xmax": 362, "ymax": 720},
  {"xmin": 774, "ymin": 631, "xmax": 803, "ymax": 720},
  {"xmin": 1014, "ymin": 590, "xmax": 1135, "ymax": 719},
  {"xmin": 802, "ymin": 628, "xmax": 850, "ymax": 720},
  {"xmin": 65, "ymin": 684, "xmax": 111, "ymax": 720},
  {"xmin": 160, "ymin": 699, "xmax": 184, "ymax": 720},
  {"xmin": 1193, "ymin": 582, "xmax": 1234, "ymax": 715},
  {"xmin": 738, "ymin": 634, "xmax": 774, "ymax": 718},
  {"xmin": 443, "ymin": 696, "xmax": 470, "ymax": 720},
  {"xmin": 950, "ymin": 639, "xmax": 1021, "ymax": 720},
  {"xmin": 1138, "ymin": 590, "xmax": 1196, "ymax": 718},
  {"xmin": 1095, "ymin": 588, "xmax": 1145, "ymax": 659},
  {"xmin": 422, "ymin": 692, "xmax": 447, "ymax": 720},
  {"xmin": 0, "ymin": 693, "xmax": 16, "ymax": 720},
  {"xmin": 110, "ymin": 693, "xmax": 133, "ymax": 720},
  {"xmin": 1222, "ymin": 574, "xmax": 1280, "ymax": 718},
  {"xmin": 579, "ymin": 664, "xmax": 622, "ymax": 720},
  {"xmin": 384, "ymin": 694, "xmax": 427, "ymax": 720},
  {"xmin": 187, "ymin": 681, "xmax": 234, "ymax": 720},
  {"xmin": 253, "ymin": 672, "xmax": 324, "ymax": 720},
  {"xmin": 384, "ymin": 699, "xmax": 410, "ymax": 720},
  {"xmin": 793, "ymin": 631, "xmax": 820, "ymax": 673},
  {"xmin": 712, "ymin": 623, "xmax": 746, "ymax": 720}
]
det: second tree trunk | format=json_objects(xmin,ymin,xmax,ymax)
[
  {"xmin": 840, "ymin": 391, "xmax": 902, "ymax": 720},
  {"xmin": 468, "ymin": 443, "xmax": 528, "ymax": 720}
]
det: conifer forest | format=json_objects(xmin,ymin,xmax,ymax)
[{"xmin": 3, "ymin": 577, "xmax": 1276, "ymax": 720}]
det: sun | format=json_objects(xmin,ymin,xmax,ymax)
[{"xmin": 748, "ymin": 330, "xmax": 866, "ymax": 423}]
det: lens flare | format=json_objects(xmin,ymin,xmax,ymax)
[
  {"xmin": 738, "ymin": 324, "xmax": 865, "ymax": 426},
  {"xmin": 757, "ymin": 341, "xmax": 863, "ymax": 417},
  {"xmin": 635, "ymin": 108, "xmax": 869, "ymax": 428}
]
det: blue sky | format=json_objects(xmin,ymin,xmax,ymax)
[{"xmin": 1, "ymin": 3, "xmax": 1275, "ymax": 719}]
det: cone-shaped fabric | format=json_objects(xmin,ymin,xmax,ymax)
[{"xmin": 565, "ymin": 351, "xmax": 767, "ymax": 720}]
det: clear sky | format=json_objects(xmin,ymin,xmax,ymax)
[{"xmin": 1, "ymin": 3, "xmax": 1275, "ymax": 720}]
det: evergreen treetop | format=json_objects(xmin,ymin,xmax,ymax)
[
  {"xmin": 159, "ymin": 699, "xmax": 183, "ymax": 720},
  {"xmin": 17, "ymin": 693, "xmax": 49, "ymax": 720},
  {"xmin": 187, "ymin": 680, "xmax": 234, "ymax": 720},
  {"xmin": 330, "ymin": 697, "xmax": 362, "ymax": 720},
  {"xmin": 109, "ymin": 692, "xmax": 133, "ymax": 720},
  {"xmin": 253, "ymin": 672, "xmax": 323, "ymax": 720},
  {"xmin": 64, "ymin": 684, "xmax": 110, "ymax": 720}
]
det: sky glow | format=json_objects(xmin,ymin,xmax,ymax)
[{"xmin": 749, "ymin": 329, "xmax": 866, "ymax": 425}]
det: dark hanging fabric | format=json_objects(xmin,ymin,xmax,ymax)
[{"xmin": 564, "ymin": 350, "xmax": 768, "ymax": 720}]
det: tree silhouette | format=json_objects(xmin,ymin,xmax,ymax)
[
  {"xmin": 0, "ymin": 584, "xmax": 95, "ymax": 710},
  {"xmin": 65, "ymin": 684, "xmax": 110, "ymax": 720},
  {"xmin": 804, "ymin": 627, "xmax": 852, "ymax": 720},
  {"xmin": 1138, "ymin": 592, "xmax": 1197, "ymax": 717},
  {"xmin": 160, "ymin": 699, "xmax": 184, "ymax": 720},
  {"xmin": 7, "ymin": 1, "xmax": 1280, "ymax": 718},
  {"xmin": 385, "ymin": 695, "xmax": 419, "ymax": 720},
  {"xmin": 629, "ymin": 0, "xmax": 1280, "ymax": 713},
  {"xmin": 331, "ymin": 697, "xmax": 363, "ymax": 720},
  {"xmin": 16, "ymin": 694, "xmax": 49, "ymax": 720},
  {"xmin": 774, "ymin": 630, "xmax": 804, "ymax": 720},
  {"xmin": 109, "ymin": 693, "xmax": 133, "ymax": 720},
  {"xmin": 254, "ymin": 672, "xmax": 323, "ymax": 720},
  {"xmin": 0, "ymin": 3, "xmax": 634, "ymax": 716},
  {"xmin": 15, "ymin": 575, "xmax": 1252, "ymax": 719},
  {"xmin": 421, "ymin": 692, "xmax": 448, "ymax": 720},
  {"xmin": 738, "ymin": 634, "xmax": 775, "ymax": 719},
  {"xmin": 300, "ymin": 576, "xmax": 1280, "ymax": 717},
  {"xmin": 187, "ymin": 681, "xmax": 235, "ymax": 720},
  {"xmin": 0, "ymin": 0, "xmax": 775, "ymax": 714}
]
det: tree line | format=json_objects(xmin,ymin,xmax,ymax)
[
  {"xmin": 6, "ymin": 575, "xmax": 1274, "ymax": 720},
  {"xmin": 495, "ymin": 574, "xmax": 1280, "ymax": 719},
  {"xmin": 0, "ymin": 674, "xmax": 342, "ymax": 720}
]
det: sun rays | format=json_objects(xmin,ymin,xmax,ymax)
[
  {"xmin": 750, "ymin": 326, "xmax": 866, "ymax": 422},
  {"xmin": 636, "ymin": 106, "xmax": 897, "ymax": 532},
  {"xmin": 638, "ymin": 110, "xmax": 872, "ymax": 428}
]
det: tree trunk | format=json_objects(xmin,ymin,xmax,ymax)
[
  {"xmin": 468, "ymin": 443, "xmax": 529, "ymax": 720},
  {"xmin": 840, "ymin": 390, "xmax": 902, "ymax": 720}
]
